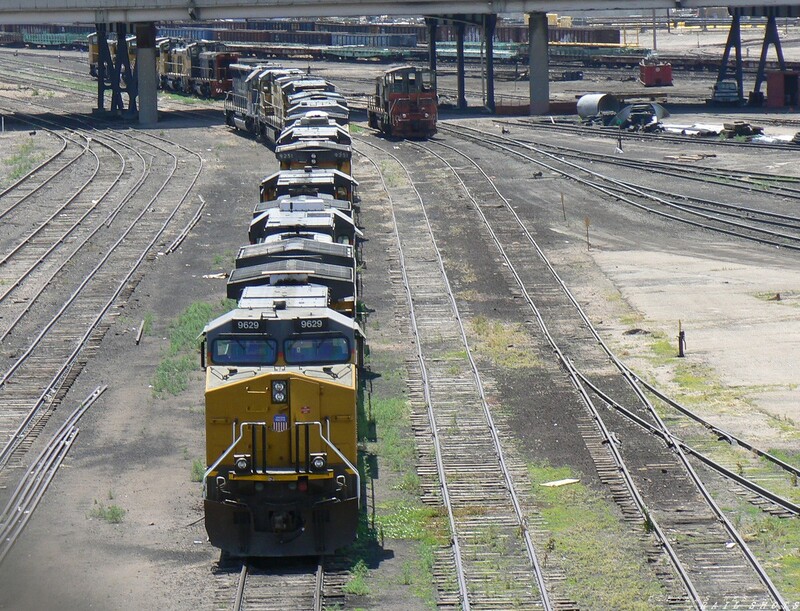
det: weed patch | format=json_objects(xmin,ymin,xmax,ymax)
[
  {"xmin": 4, "ymin": 138, "xmax": 41, "ymax": 182},
  {"xmin": 190, "ymin": 459, "xmax": 205, "ymax": 482},
  {"xmin": 469, "ymin": 315, "xmax": 539, "ymax": 368},
  {"xmin": 529, "ymin": 463, "xmax": 667, "ymax": 608},
  {"xmin": 90, "ymin": 501, "xmax": 126, "ymax": 524},
  {"xmin": 152, "ymin": 299, "xmax": 234, "ymax": 397},
  {"xmin": 342, "ymin": 559, "xmax": 370, "ymax": 596}
]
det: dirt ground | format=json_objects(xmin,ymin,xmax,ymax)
[{"xmin": 0, "ymin": 32, "xmax": 799, "ymax": 609}]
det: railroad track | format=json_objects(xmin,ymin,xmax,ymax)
[
  {"xmin": 0, "ymin": 99, "xmax": 205, "ymax": 554},
  {"xmin": 358, "ymin": 125, "xmax": 798, "ymax": 607},
  {"xmin": 0, "ymin": 386, "xmax": 105, "ymax": 563},
  {"xmin": 443, "ymin": 122, "xmax": 800, "ymax": 251},
  {"xmin": 212, "ymin": 556, "xmax": 348, "ymax": 611},
  {"xmin": 357, "ymin": 137, "xmax": 559, "ymax": 610},
  {"xmin": 504, "ymin": 116, "xmax": 800, "ymax": 152}
]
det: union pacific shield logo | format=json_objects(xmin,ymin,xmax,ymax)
[{"xmin": 273, "ymin": 414, "xmax": 288, "ymax": 432}]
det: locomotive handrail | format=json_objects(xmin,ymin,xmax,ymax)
[
  {"xmin": 202, "ymin": 420, "xmax": 359, "ymax": 504},
  {"xmin": 203, "ymin": 420, "xmax": 267, "ymax": 496},
  {"xmin": 294, "ymin": 420, "xmax": 360, "ymax": 504}
]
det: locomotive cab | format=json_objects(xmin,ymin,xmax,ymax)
[
  {"xmin": 202, "ymin": 285, "xmax": 363, "ymax": 556},
  {"xmin": 368, "ymin": 65, "xmax": 438, "ymax": 138}
]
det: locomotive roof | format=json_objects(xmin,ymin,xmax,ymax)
[
  {"xmin": 240, "ymin": 284, "xmax": 329, "ymax": 309},
  {"xmin": 275, "ymin": 139, "xmax": 352, "ymax": 157},
  {"xmin": 287, "ymin": 90, "xmax": 347, "ymax": 106},
  {"xmin": 260, "ymin": 168, "xmax": 358, "ymax": 189},
  {"xmin": 253, "ymin": 194, "xmax": 351, "ymax": 215},
  {"xmin": 203, "ymin": 285, "xmax": 360, "ymax": 338},
  {"xmin": 277, "ymin": 125, "xmax": 351, "ymax": 147},
  {"xmin": 248, "ymin": 207, "xmax": 361, "ymax": 244},
  {"xmin": 226, "ymin": 258, "xmax": 355, "ymax": 302},
  {"xmin": 236, "ymin": 237, "xmax": 353, "ymax": 270},
  {"xmin": 280, "ymin": 77, "xmax": 333, "ymax": 93}
]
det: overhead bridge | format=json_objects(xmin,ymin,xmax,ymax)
[{"xmin": 3, "ymin": 0, "xmax": 800, "ymax": 122}]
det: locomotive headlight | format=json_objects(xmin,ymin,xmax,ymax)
[
  {"xmin": 401, "ymin": 113, "xmax": 407, "ymax": 119},
  {"xmin": 234, "ymin": 455, "xmax": 250, "ymax": 473},
  {"xmin": 310, "ymin": 453, "xmax": 327, "ymax": 472},
  {"xmin": 272, "ymin": 380, "xmax": 287, "ymax": 403},
  {"xmin": 424, "ymin": 112, "xmax": 429, "ymax": 118}
]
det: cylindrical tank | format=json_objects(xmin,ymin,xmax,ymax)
[{"xmin": 576, "ymin": 93, "xmax": 620, "ymax": 118}]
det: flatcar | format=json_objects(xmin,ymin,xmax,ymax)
[{"xmin": 367, "ymin": 65, "xmax": 438, "ymax": 138}]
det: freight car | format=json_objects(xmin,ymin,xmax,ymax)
[
  {"xmin": 202, "ymin": 67, "xmax": 362, "ymax": 557},
  {"xmin": 368, "ymin": 65, "xmax": 437, "ymax": 138}
]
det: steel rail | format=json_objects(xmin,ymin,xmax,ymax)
[
  {"xmin": 576, "ymin": 372, "xmax": 800, "ymax": 516},
  {"xmin": 233, "ymin": 562, "xmax": 248, "ymax": 611},
  {"xmin": 360, "ymin": 137, "xmax": 556, "ymax": 608},
  {"xmin": 0, "ymin": 121, "xmax": 71, "ymax": 212},
  {"xmin": 0, "ymin": 130, "xmax": 203, "ymax": 467},
  {"xmin": 502, "ymin": 117, "xmax": 800, "ymax": 153},
  {"xmin": 626, "ymin": 370, "xmax": 800, "ymax": 479},
  {"xmin": 436, "ymin": 127, "xmax": 800, "ymax": 479},
  {"xmin": 440, "ymin": 123, "xmax": 800, "ymax": 252},
  {"xmin": 0, "ymin": 386, "xmax": 105, "ymax": 564},
  {"xmin": 407, "ymin": 138, "xmax": 702, "ymax": 607},
  {"xmin": 430, "ymin": 130, "xmax": 792, "ymax": 609},
  {"xmin": 508, "ymin": 135, "xmax": 800, "ymax": 197},
  {"xmin": 355, "ymin": 144, "xmax": 472, "ymax": 610}
]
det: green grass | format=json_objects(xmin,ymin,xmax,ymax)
[
  {"xmin": 738, "ymin": 510, "xmax": 800, "ymax": 598},
  {"xmin": 90, "ymin": 501, "xmax": 126, "ymax": 524},
  {"xmin": 142, "ymin": 312, "xmax": 154, "ymax": 336},
  {"xmin": 152, "ymin": 299, "xmax": 235, "ymax": 397},
  {"xmin": 190, "ymin": 459, "xmax": 205, "ymax": 482},
  {"xmin": 342, "ymin": 559, "xmax": 370, "ymax": 596},
  {"xmin": 368, "ymin": 396, "xmax": 414, "ymax": 471},
  {"xmin": 212, "ymin": 250, "xmax": 235, "ymax": 269},
  {"xmin": 4, "ymin": 138, "xmax": 41, "ymax": 182},
  {"xmin": 528, "ymin": 462, "xmax": 667, "ymax": 608},
  {"xmin": 378, "ymin": 160, "xmax": 404, "ymax": 188},
  {"xmin": 372, "ymin": 500, "xmax": 445, "ymax": 607},
  {"xmin": 469, "ymin": 315, "xmax": 540, "ymax": 369},
  {"xmin": 349, "ymin": 354, "xmax": 442, "ymax": 609}
]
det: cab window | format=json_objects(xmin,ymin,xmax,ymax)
[
  {"xmin": 284, "ymin": 336, "xmax": 350, "ymax": 364},
  {"xmin": 212, "ymin": 337, "xmax": 278, "ymax": 366}
]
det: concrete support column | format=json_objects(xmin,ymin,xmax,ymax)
[
  {"xmin": 136, "ymin": 22, "xmax": 158, "ymax": 124},
  {"xmin": 456, "ymin": 22, "xmax": 467, "ymax": 109},
  {"xmin": 484, "ymin": 14, "xmax": 496, "ymax": 112},
  {"xmin": 528, "ymin": 12, "xmax": 549, "ymax": 115},
  {"xmin": 426, "ymin": 18, "xmax": 438, "ymax": 74}
]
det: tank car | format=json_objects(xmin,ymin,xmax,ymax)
[{"xmin": 367, "ymin": 65, "xmax": 438, "ymax": 138}]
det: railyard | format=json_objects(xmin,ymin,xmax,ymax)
[{"xmin": 0, "ymin": 36, "xmax": 799, "ymax": 609}]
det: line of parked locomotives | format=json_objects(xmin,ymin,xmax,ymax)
[
  {"xmin": 226, "ymin": 61, "xmax": 437, "ymax": 141},
  {"xmin": 200, "ymin": 67, "xmax": 366, "ymax": 557}
]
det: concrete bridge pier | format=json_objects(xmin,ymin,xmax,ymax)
[
  {"xmin": 484, "ymin": 14, "xmax": 496, "ymax": 112},
  {"xmin": 426, "ymin": 17, "xmax": 437, "ymax": 75},
  {"xmin": 456, "ymin": 22, "xmax": 466, "ymax": 109},
  {"xmin": 136, "ymin": 22, "xmax": 158, "ymax": 124},
  {"xmin": 528, "ymin": 12, "xmax": 549, "ymax": 115}
]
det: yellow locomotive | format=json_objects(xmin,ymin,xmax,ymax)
[{"xmin": 202, "ymin": 285, "xmax": 361, "ymax": 556}]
